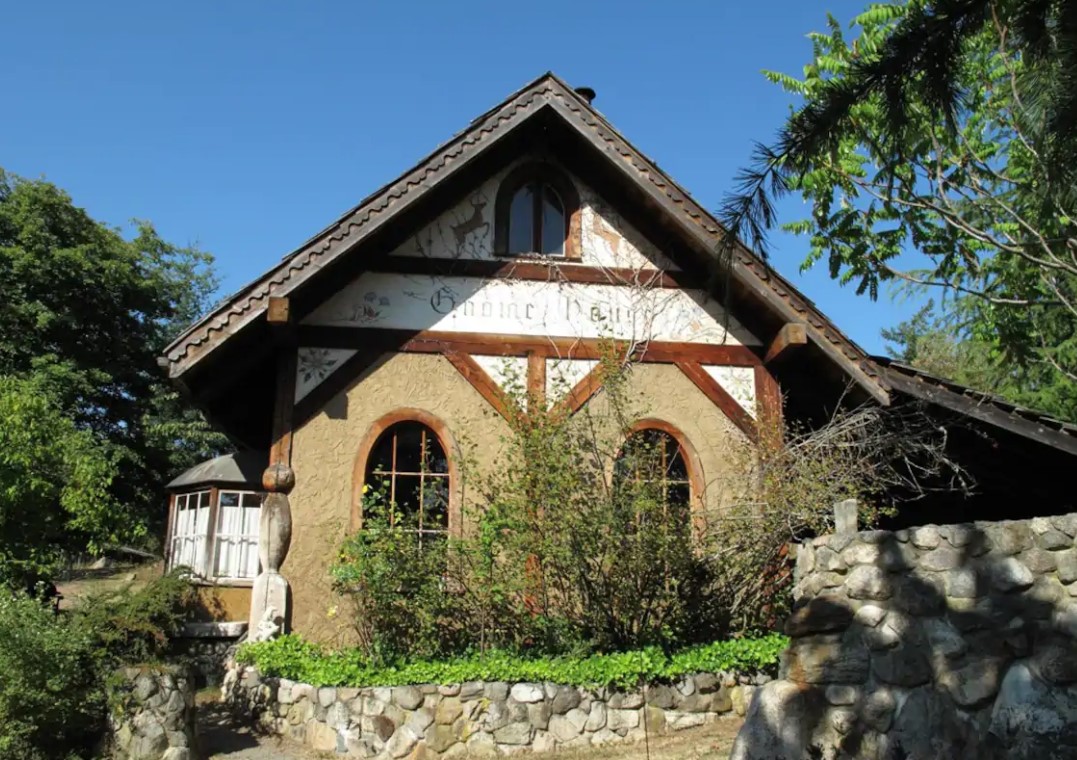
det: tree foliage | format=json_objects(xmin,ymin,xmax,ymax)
[
  {"xmin": 721, "ymin": 1, "xmax": 1077, "ymax": 420},
  {"xmin": 0, "ymin": 169, "xmax": 226, "ymax": 573}
]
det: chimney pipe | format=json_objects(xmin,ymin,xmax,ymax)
[{"xmin": 574, "ymin": 86, "xmax": 596, "ymax": 105}]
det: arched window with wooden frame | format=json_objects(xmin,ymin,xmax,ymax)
[
  {"xmin": 352, "ymin": 409, "xmax": 459, "ymax": 546},
  {"xmin": 494, "ymin": 163, "xmax": 580, "ymax": 259},
  {"xmin": 613, "ymin": 420, "xmax": 704, "ymax": 527}
]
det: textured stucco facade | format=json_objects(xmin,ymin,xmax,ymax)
[{"xmin": 284, "ymin": 352, "xmax": 752, "ymax": 644}]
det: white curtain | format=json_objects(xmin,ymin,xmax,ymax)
[{"xmin": 213, "ymin": 492, "xmax": 261, "ymax": 580}]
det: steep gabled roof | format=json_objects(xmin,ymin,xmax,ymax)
[{"xmin": 162, "ymin": 72, "xmax": 889, "ymax": 404}]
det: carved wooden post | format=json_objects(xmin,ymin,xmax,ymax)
[{"xmin": 250, "ymin": 297, "xmax": 297, "ymax": 636}]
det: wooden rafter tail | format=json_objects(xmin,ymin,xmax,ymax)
[
  {"xmin": 764, "ymin": 322, "xmax": 808, "ymax": 364},
  {"xmin": 674, "ymin": 360, "xmax": 758, "ymax": 443},
  {"xmin": 443, "ymin": 350, "xmax": 520, "ymax": 424}
]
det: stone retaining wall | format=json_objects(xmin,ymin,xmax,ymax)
[
  {"xmin": 109, "ymin": 664, "xmax": 197, "ymax": 760},
  {"xmin": 225, "ymin": 665, "xmax": 766, "ymax": 757},
  {"xmin": 733, "ymin": 512, "xmax": 1077, "ymax": 759}
]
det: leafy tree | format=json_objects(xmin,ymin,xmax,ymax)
[
  {"xmin": 0, "ymin": 375, "xmax": 120, "ymax": 590},
  {"xmin": 720, "ymin": 2, "xmax": 1077, "ymax": 420},
  {"xmin": 0, "ymin": 169, "xmax": 227, "ymax": 566}
]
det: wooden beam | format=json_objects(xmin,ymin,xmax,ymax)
[
  {"xmin": 267, "ymin": 296, "xmax": 291, "ymax": 325},
  {"xmin": 550, "ymin": 363, "xmax": 606, "ymax": 418},
  {"xmin": 268, "ymin": 349, "xmax": 298, "ymax": 471},
  {"xmin": 527, "ymin": 351, "xmax": 546, "ymax": 412},
  {"xmin": 365, "ymin": 256, "xmax": 684, "ymax": 289},
  {"xmin": 754, "ymin": 364, "xmax": 784, "ymax": 451},
  {"xmin": 443, "ymin": 350, "xmax": 519, "ymax": 424},
  {"xmin": 675, "ymin": 361, "xmax": 758, "ymax": 442},
  {"xmin": 297, "ymin": 326, "xmax": 763, "ymax": 366},
  {"xmin": 764, "ymin": 322, "xmax": 808, "ymax": 364}
]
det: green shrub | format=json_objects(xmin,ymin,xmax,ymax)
[
  {"xmin": 0, "ymin": 572, "xmax": 195, "ymax": 759},
  {"xmin": 236, "ymin": 632, "xmax": 788, "ymax": 690},
  {"xmin": 0, "ymin": 593, "xmax": 104, "ymax": 760}
]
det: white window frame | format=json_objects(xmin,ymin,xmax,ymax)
[
  {"xmin": 211, "ymin": 490, "xmax": 262, "ymax": 581},
  {"xmin": 167, "ymin": 488, "xmax": 262, "ymax": 584}
]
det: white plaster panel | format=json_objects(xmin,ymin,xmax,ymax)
[
  {"xmin": 546, "ymin": 358, "xmax": 599, "ymax": 407},
  {"xmin": 703, "ymin": 365, "xmax": 757, "ymax": 419},
  {"xmin": 295, "ymin": 347, "xmax": 357, "ymax": 402},
  {"xmin": 470, "ymin": 355, "xmax": 528, "ymax": 396},
  {"xmin": 387, "ymin": 160, "xmax": 677, "ymax": 271},
  {"xmin": 303, "ymin": 272, "xmax": 759, "ymax": 346}
]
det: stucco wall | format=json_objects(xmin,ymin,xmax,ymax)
[
  {"xmin": 285, "ymin": 352, "xmax": 513, "ymax": 644},
  {"xmin": 285, "ymin": 353, "xmax": 753, "ymax": 644},
  {"xmin": 190, "ymin": 585, "xmax": 251, "ymax": 622}
]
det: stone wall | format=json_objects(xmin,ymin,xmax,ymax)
[
  {"xmin": 108, "ymin": 664, "xmax": 196, "ymax": 760},
  {"xmin": 225, "ymin": 664, "xmax": 765, "ymax": 757},
  {"xmin": 733, "ymin": 513, "xmax": 1077, "ymax": 760}
]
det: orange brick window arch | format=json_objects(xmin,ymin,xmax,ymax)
[
  {"xmin": 617, "ymin": 419, "xmax": 706, "ymax": 524},
  {"xmin": 351, "ymin": 409, "xmax": 461, "ymax": 540}
]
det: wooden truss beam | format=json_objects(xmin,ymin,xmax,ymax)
[{"xmin": 674, "ymin": 361, "xmax": 758, "ymax": 442}]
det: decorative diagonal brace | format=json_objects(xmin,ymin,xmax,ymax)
[
  {"xmin": 443, "ymin": 351, "xmax": 520, "ymax": 424},
  {"xmin": 675, "ymin": 361, "xmax": 758, "ymax": 443}
]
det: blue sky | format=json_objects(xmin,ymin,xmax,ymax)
[{"xmin": 3, "ymin": 0, "xmax": 922, "ymax": 355}]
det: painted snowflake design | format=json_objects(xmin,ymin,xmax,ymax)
[{"xmin": 299, "ymin": 348, "xmax": 342, "ymax": 384}]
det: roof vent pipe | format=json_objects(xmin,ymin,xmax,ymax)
[{"xmin": 575, "ymin": 86, "xmax": 596, "ymax": 104}]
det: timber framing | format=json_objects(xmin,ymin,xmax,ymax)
[
  {"xmin": 365, "ymin": 257, "xmax": 682, "ymax": 289},
  {"xmin": 674, "ymin": 361, "xmax": 758, "ymax": 442},
  {"xmin": 296, "ymin": 326, "xmax": 762, "ymax": 365},
  {"xmin": 443, "ymin": 351, "xmax": 520, "ymax": 424},
  {"xmin": 161, "ymin": 73, "xmax": 888, "ymax": 407}
]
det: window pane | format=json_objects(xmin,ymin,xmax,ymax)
[
  {"xmin": 364, "ymin": 473, "xmax": 392, "ymax": 522},
  {"xmin": 394, "ymin": 475, "xmax": 423, "ymax": 521},
  {"xmin": 394, "ymin": 423, "xmax": 425, "ymax": 473},
  {"xmin": 422, "ymin": 433, "xmax": 449, "ymax": 475},
  {"xmin": 666, "ymin": 443, "xmax": 688, "ymax": 481},
  {"xmin": 423, "ymin": 476, "xmax": 449, "ymax": 529},
  {"xmin": 240, "ymin": 492, "xmax": 263, "ymax": 508},
  {"xmin": 219, "ymin": 491, "xmax": 240, "ymax": 508},
  {"xmin": 541, "ymin": 187, "xmax": 565, "ymax": 255},
  {"xmin": 368, "ymin": 433, "xmax": 394, "ymax": 473},
  {"xmin": 508, "ymin": 185, "xmax": 535, "ymax": 253}
]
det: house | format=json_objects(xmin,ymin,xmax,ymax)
[{"xmin": 160, "ymin": 73, "xmax": 1077, "ymax": 644}]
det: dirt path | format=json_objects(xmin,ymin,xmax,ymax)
[{"xmin": 198, "ymin": 697, "xmax": 742, "ymax": 759}]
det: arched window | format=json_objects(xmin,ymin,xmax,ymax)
[
  {"xmin": 613, "ymin": 422, "xmax": 702, "ymax": 525},
  {"xmin": 494, "ymin": 163, "xmax": 580, "ymax": 259},
  {"xmin": 354, "ymin": 411, "xmax": 455, "ymax": 544}
]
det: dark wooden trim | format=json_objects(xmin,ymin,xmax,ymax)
[
  {"xmin": 550, "ymin": 362, "xmax": 606, "ymax": 418},
  {"xmin": 269, "ymin": 350, "xmax": 297, "ymax": 470},
  {"xmin": 764, "ymin": 323, "xmax": 808, "ymax": 364},
  {"xmin": 527, "ymin": 351, "xmax": 546, "ymax": 411},
  {"xmin": 202, "ymin": 486, "xmax": 220, "ymax": 580},
  {"xmin": 293, "ymin": 348, "xmax": 385, "ymax": 429},
  {"xmin": 163, "ymin": 492, "xmax": 177, "ymax": 572},
  {"xmin": 675, "ymin": 361, "xmax": 758, "ymax": 442},
  {"xmin": 367, "ymin": 256, "xmax": 682, "ymax": 288},
  {"xmin": 754, "ymin": 364, "xmax": 784, "ymax": 451},
  {"xmin": 351, "ymin": 408, "xmax": 462, "ymax": 534},
  {"xmin": 443, "ymin": 350, "xmax": 520, "ymax": 423},
  {"xmin": 493, "ymin": 161, "xmax": 581, "ymax": 260},
  {"xmin": 298, "ymin": 326, "xmax": 762, "ymax": 365}
]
